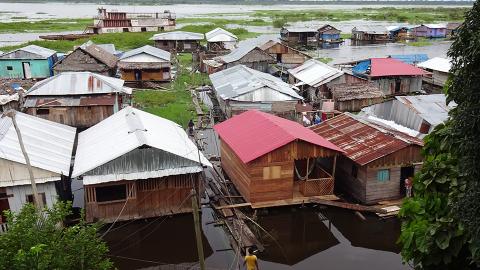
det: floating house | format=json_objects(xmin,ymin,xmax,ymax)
[
  {"xmin": 53, "ymin": 44, "xmax": 118, "ymax": 76},
  {"xmin": 351, "ymin": 58, "xmax": 425, "ymax": 95},
  {"xmin": 280, "ymin": 27, "xmax": 318, "ymax": 46},
  {"xmin": 23, "ymin": 72, "xmax": 132, "ymax": 129},
  {"xmin": 417, "ymin": 57, "xmax": 451, "ymax": 89},
  {"xmin": 0, "ymin": 45, "xmax": 57, "ymax": 79},
  {"xmin": 210, "ymin": 65, "xmax": 302, "ymax": 118},
  {"xmin": 118, "ymin": 45, "xmax": 172, "ymax": 83},
  {"xmin": 72, "ymin": 106, "xmax": 210, "ymax": 223},
  {"xmin": 151, "ymin": 31, "xmax": 204, "ymax": 53},
  {"xmin": 214, "ymin": 110, "xmax": 343, "ymax": 205},
  {"xmin": 88, "ymin": 8, "xmax": 176, "ymax": 34},
  {"xmin": 317, "ymin": 24, "xmax": 342, "ymax": 43},
  {"xmin": 412, "ymin": 24, "xmax": 447, "ymax": 38},
  {"xmin": 329, "ymin": 82, "xmax": 385, "ymax": 112},
  {"xmin": 351, "ymin": 26, "xmax": 390, "ymax": 42},
  {"xmin": 311, "ymin": 113, "xmax": 424, "ymax": 204},
  {"xmin": 387, "ymin": 26, "xmax": 413, "ymax": 41},
  {"xmin": 204, "ymin": 45, "xmax": 275, "ymax": 74},
  {"xmin": 259, "ymin": 40, "xmax": 310, "ymax": 69},
  {"xmin": 0, "ymin": 111, "xmax": 75, "ymax": 223},
  {"xmin": 388, "ymin": 54, "xmax": 429, "ymax": 65},
  {"xmin": 205, "ymin": 28, "xmax": 238, "ymax": 52},
  {"xmin": 361, "ymin": 94, "xmax": 454, "ymax": 135},
  {"xmin": 288, "ymin": 59, "xmax": 344, "ymax": 103},
  {"xmin": 446, "ymin": 22, "xmax": 461, "ymax": 38}
]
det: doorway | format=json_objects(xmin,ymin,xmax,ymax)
[
  {"xmin": 22, "ymin": 62, "xmax": 32, "ymax": 79},
  {"xmin": 134, "ymin": 69, "xmax": 142, "ymax": 81},
  {"xmin": 400, "ymin": 166, "xmax": 415, "ymax": 195},
  {"xmin": 0, "ymin": 188, "xmax": 10, "ymax": 224}
]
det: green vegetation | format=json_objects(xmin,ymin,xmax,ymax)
[
  {"xmin": 340, "ymin": 33, "xmax": 351, "ymax": 39},
  {"xmin": 254, "ymin": 7, "xmax": 468, "ymax": 26},
  {"xmin": 399, "ymin": 2, "xmax": 480, "ymax": 268},
  {"xmin": 177, "ymin": 17, "xmax": 269, "ymax": 27},
  {"xmin": 317, "ymin": 57, "xmax": 333, "ymax": 63},
  {"xmin": 133, "ymin": 53, "xmax": 210, "ymax": 127},
  {"xmin": 0, "ymin": 202, "xmax": 112, "ymax": 270},
  {"xmin": 401, "ymin": 37, "xmax": 434, "ymax": 47},
  {"xmin": 0, "ymin": 18, "xmax": 91, "ymax": 33}
]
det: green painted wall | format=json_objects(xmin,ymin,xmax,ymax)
[{"xmin": 0, "ymin": 59, "xmax": 51, "ymax": 79}]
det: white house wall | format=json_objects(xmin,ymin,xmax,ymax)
[
  {"xmin": 0, "ymin": 158, "xmax": 60, "ymax": 187},
  {"xmin": 6, "ymin": 182, "xmax": 59, "ymax": 213}
]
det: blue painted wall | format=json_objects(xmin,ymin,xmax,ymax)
[
  {"xmin": 0, "ymin": 58, "xmax": 53, "ymax": 79},
  {"xmin": 320, "ymin": 33, "xmax": 340, "ymax": 40}
]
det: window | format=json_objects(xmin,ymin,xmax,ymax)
[
  {"xmin": 263, "ymin": 166, "xmax": 281, "ymax": 180},
  {"xmin": 95, "ymin": 184, "xmax": 127, "ymax": 203},
  {"xmin": 351, "ymin": 165, "xmax": 358, "ymax": 178},
  {"xmin": 163, "ymin": 41, "xmax": 168, "ymax": 46},
  {"xmin": 26, "ymin": 193, "xmax": 47, "ymax": 206},
  {"xmin": 36, "ymin": 108, "xmax": 49, "ymax": 115},
  {"xmin": 377, "ymin": 169, "xmax": 390, "ymax": 182},
  {"xmin": 6, "ymin": 66, "xmax": 13, "ymax": 71},
  {"xmin": 141, "ymin": 27, "xmax": 147, "ymax": 32}
]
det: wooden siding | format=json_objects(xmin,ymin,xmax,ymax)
[
  {"xmin": 373, "ymin": 76, "xmax": 422, "ymax": 96},
  {"xmin": 154, "ymin": 40, "xmax": 201, "ymax": 53},
  {"xmin": 335, "ymin": 96, "xmax": 384, "ymax": 112},
  {"xmin": 85, "ymin": 174, "xmax": 199, "ymax": 223},
  {"xmin": 121, "ymin": 68, "xmax": 171, "ymax": 82},
  {"xmin": 53, "ymin": 49, "xmax": 114, "ymax": 76},
  {"xmin": 262, "ymin": 43, "xmax": 309, "ymax": 65},
  {"xmin": 26, "ymin": 105, "xmax": 114, "ymax": 129}
]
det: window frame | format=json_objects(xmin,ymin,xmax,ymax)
[{"xmin": 377, "ymin": 169, "xmax": 390, "ymax": 182}]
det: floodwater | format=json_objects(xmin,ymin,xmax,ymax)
[{"xmin": 103, "ymin": 205, "xmax": 408, "ymax": 270}]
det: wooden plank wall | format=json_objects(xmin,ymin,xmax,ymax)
[
  {"xmin": 26, "ymin": 105, "xmax": 114, "ymax": 128},
  {"xmin": 333, "ymin": 156, "xmax": 368, "ymax": 203},
  {"xmin": 121, "ymin": 69, "xmax": 171, "ymax": 81},
  {"xmin": 220, "ymin": 139, "xmax": 252, "ymax": 201}
]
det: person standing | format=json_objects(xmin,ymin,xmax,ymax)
[
  {"xmin": 188, "ymin": 119, "xmax": 195, "ymax": 136},
  {"xmin": 405, "ymin": 177, "xmax": 413, "ymax": 198},
  {"xmin": 243, "ymin": 247, "xmax": 259, "ymax": 270}
]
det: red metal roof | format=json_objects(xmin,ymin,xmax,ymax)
[
  {"xmin": 370, "ymin": 58, "xmax": 426, "ymax": 77},
  {"xmin": 310, "ymin": 113, "xmax": 424, "ymax": 166},
  {"xmin": 213, "ymin": 110, "xmax": 343, "ymax": 163}
]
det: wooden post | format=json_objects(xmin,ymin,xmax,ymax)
[
  {"xmin": 191, "ymin": 189, "xmax": 206, "ymax": 270},
  {"xmin": 306, "ymin": 158, "xmax": 309, "ymax": 180},
  {"xmin": 332, "ymin": 154, "xmax": 337, "ymax": 181},
  {"xmin": 3, "ymin": 110, "xmax": 43, "ymax": 209}
]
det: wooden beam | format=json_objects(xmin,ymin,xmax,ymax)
[
  {"xmin": 309, "ymin": 197, "xmax": 387, "ymax": 214},
  {"xmin": 332, "ymin": 154, "xmax": 337, "ymax": 181},
  {"xmin": 214, "ymin": 202, "xmax": 251, "ymax": 210}
]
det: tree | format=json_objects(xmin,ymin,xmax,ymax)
[
  {"xmin": 0, "ymin": 202, "xmax": 112, "ymax": 270},
  {"xmin": 399, "ymin": 2, "xmax": 480, "ymax": 268}
]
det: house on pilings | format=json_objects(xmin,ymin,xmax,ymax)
[
  {"xmin": 151, "ymin": 31, "xmax": 204, "ymax": 53},
  {"xmin": 118, "ymin": 45, "xmax": 172, "ymax": 84}
]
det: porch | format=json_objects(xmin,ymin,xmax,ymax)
[{"xmin": 293, "ymin": 157, "xmax": 336, "ymax": 197}]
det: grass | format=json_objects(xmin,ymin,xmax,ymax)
[
  {"xmin": 400, "ymin": 37, "xmax": 444, "ymax": 47},
  {"xmin": 254, "ymin": 7, "xmax": 468, "ymax": 26},
  {"xmin": 0, "ymin": 18, "xmax": 91, "ymax": 33},
  {"xmin": 133, "ymin": 53, "xmax": 210, "ymax": 127},
  {"xmin": 340, "ymin": 33, "xmax": 351, "ymax": 39},
  {"xmin": 177, "ymin": 17, "xmax": 269, "ymax": 27},
  {"xmin": 317, "ymin": 57, "xmax": 333, "ymax": 64}
]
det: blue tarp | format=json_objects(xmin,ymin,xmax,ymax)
[
  {"xmin": 389, "ymin": 54, "xmax": 429, "ymax": 65},
  {"xmin": 352, "ymin": 60, "xmax": 371, "ymax": 74}
]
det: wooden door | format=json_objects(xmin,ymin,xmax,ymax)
[{"xmin": 22, "ymin": 62, "xmax": 32, "ymax": 79}]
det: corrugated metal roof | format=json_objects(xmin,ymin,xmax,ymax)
[
  {"xmin": 25, "ymin": 72, "xmax": 132, "ymax": 96},
  {"xmin": 210, "ymin": 65, "xmax": 302, "ymax": 101},
  {"xmin": 72, "ymin": 106, "xmax": 211, "ymax": 180},
  {"xmin": 205, "ymin": 28, "xmax": 237, "ymax": 42},
  {"xmin": 150, "ymin": 31, "xmax": 204, "ymax": 41},
  {"xmin": 120, "ymin": 45, "xmax": 170, "ymax": 62},
  {"xmin": 0, "ymin": 111, "xmax": 76, "ymax": 186},
  {"xmin": 395, "ymin": 94, "xmax": 454, "ymax": 127},
  {"xmin": 214, "ymin": 110, "xmax": 343, "ymax": 163},
  {"xmin": 353, "ymin": 25, "xmax": 388, "ymax": 34},
  {"xmin": 23, "ymin": 95, "xmax": 116, "ymax": 108},
  {"xmin": 288, "ymin": 59, "xmax": 344, "ymax": 87},
  {"xmin": 310, "ymin": 113, "xmax": 423, "ymax": 166},
  {"xmin": 417, "ymin": 57, "xmax": 452, "ymax": 73},
  {"xmin": 389, "ymin": 54, "xmax": 429, "ymax": 65},
  {"xmin": 423, "ymin": 24, "xmax": 447, "ymax": 29},
  {"xmin": 215, "ymin": 44, "xmax": 265, "ymax": 63},
  {"xmin": 282, "ymin": 27, "xmax": 318, "ymax": 33},
  {"xmin": 370, "ymin": 58, "xmax": 425, "ymax": 77},
  {"xmin": 16, "ymin": 45, "xmax": 56, "ymax": 58}
]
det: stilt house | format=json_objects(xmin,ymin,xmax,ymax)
[
  {"xmin": 0, "ymin": 45, "xmax": 58, "ymax": 79},
  {"xmin": 23, "ymin": 72, "xmax": 132, "ymax": 129},
  {"xmin": 259, "ymin": 40, "xmax": 310, "ymax": 69},
  {"xmin": 151, "ymin": 31, "xmax": 204, "ymax": 53},
  {"xmin": 412, "ymin": 24, "xmax": 447, "ymax": 38},
  {"xmin": 52, "ymin": 44, "xmax": 118, "ymax": 76},
  {"xmin": 214, "ymin": 110, "xmax": 343, "ymax": 205},
  {"xmin": 417, "ymin": 57, "xmax": 451, "ymax": 89},
  {"xmin": 118, "ymin": 45, "xmax": 172, "ymax": 83},
  {"xmin": 280, "ymin": 27, "xmax": 318, "ymax": 46},
  {"xmin": 205, "ymin": 28, "xmax": 238, "ymax": 52},
  {"xmin": 204, "ymin": 45, "xmax": 275, "ymax": 74},
  {"xmin": 311, "ymin": 113, "xmax": 424, "ymax": 204},
  {"xmin": 0, "ymin": 111, "xmax": 75, "ymax": 223},
  {"xmin": 72, "ymin": 106, "xmax": 211, "ymax": 223},
  {"xmin": 351, "ymin": 26, "xmax": 390, "ymax": 42},
  {"xmin": 317, "ymin": 25, "xmax": 342, "ymax": 43}
]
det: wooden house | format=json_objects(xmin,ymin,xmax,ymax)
[
  {"xmin": 209, "ymin": 65, "xmax": 303, "ymax": 118},
  {"xmin": 118, "ymin": 45, "xmax": 172, "ymax": 83},
  {"xmin": 23, "ymin": 72, "xmax": 132, "ymax": 129},
  {"xmin": 417, "ymin": 57, "xmax": 451, "ymax": 90},
  {"xmin": 351, "ymin": 26, "xmax": 390, "ymax": 42},
  {"xmin": 288, "ymin": 59, "xmax": 344, "ymax": 104},
  {"xmin": 205, "ymin": 28, "xmax": 238, "ymax": 52},
  {"xmin": 53, "ymin": 44, "xmax": 118, "ymax": 76},
  {"xmin": 311, "ymin": 113, "xmax": 424, "ymax": 204},
  {"xmin": 412, "ymin": 24, "xmax": 447, "ymax": 38},
  {"xmin": 361, "ymin": 94, "xmax": 454, "ymax": 135},
  {"xmin": 329, "ymin": 82, "xmax": 385, "ymax": 112},
  {"xmin": 351, "ymin": 58, "xmax": 425, "ymax": 95},
  {"xmin": 0, "ymin": 111, "xmax": 75, "ymax": 223},
  {"xmin": 0, "ymin": 45, "xmax": 58, "ymax": 79},
  {"xmin": 317, "ymin": 24, "xmax": 342, "ymax": 43},
  {"xmin": 204, "ymin": 45, "xmax": 275, "ymax": 74},
  {"xmin": 214, "ymin": 110, "xmax": 343, "ymax": 205},
  {"xmin": 151, "ymin": 31, "xmax": 204, "ymax": 53},
  {"xmin": 280, "ymin": 27, "xmax": 318, "ymax": 46},
  {"xmin": 388, "ymin": 26, "xmax": 413, "ymax": 41},
  {"xmin": 446, "ymin": 22, "xmax": 461, "ymax": 38},
  {"xmin": 72, "ymin": 106, "xmax": 211, "ymax": 223},
  {"xmin": 259, "ymin": 40, "xmax": 310, "ymax": 69}
]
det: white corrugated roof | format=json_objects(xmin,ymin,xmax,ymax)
[
  {"xmin": 395, "ymin": 94, "xmax": 455, "ymax": 127},
  {"xmin": 210, "ymin": 65, "xmax": 302, "ymax": 101},
  {"xmin": 282, "ymin": 27, "xmax": 317, "ymax": 33},
  {"xmin": 72, "ymin": 106, "xmax": 211, "ymax": 180},
  {"xmin": 25, "ymin": 72, "xmax": 132, "ymax": 96},
  {"xmin": 150, "ymin": 31, "xmax": 204, "ymax": 41},
  {"xmin": 0, "ymin": 111, "xmax": 76, "ymax": 186},
  {"xmin": 3, "ymin": 45, "xmax": 56, "ymax": 59},
  {"xmin": 120, "ymin": 45, "xmax": 170, "ymax": 61},
  {"xmin": 215, "ymin": 44, "xmax": 263, "ymax": 63},
  {"xmin": 418, "ymin": 57, "xmax": 452, "ymax": 73},
  {"xmin": 288, "ymin": 59, "xmax": 344, "ymax": 87},
  {"xmin": 206, "ymin": 28, "xmax": 238, "ymax": 42}
]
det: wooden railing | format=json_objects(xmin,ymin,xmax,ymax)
[{"xmin": 299, "ymin": 177, "xmax": 334, "ymax": 197}]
